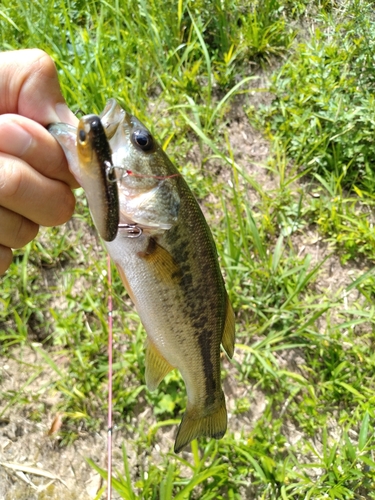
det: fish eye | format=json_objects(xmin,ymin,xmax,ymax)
[
  {"xmin": 132, "ymin": 129, "xmax": 154, "ymax": 152},
  {"xmin": 78, "ymin": 129, "xmax": 87, "ymax": 143}
]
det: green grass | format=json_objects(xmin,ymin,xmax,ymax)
[{"xmin": 1, "ymin": 0, "xmax": 375, "ymax": 498}]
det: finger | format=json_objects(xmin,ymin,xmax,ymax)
[
  {"xmin": 0, "ymin": 153, "xmax": 76, "ymax": 226},
  {"xmin": 0, "ymin": 206, "xmax": 39, "ymax": 248},
  {"xmin": 0, "ymin": 114, "xmax": 79, "ymax": 188},
  {"xmin": 0, "ymin": 245, "xmax": 13, "ymax": 275},
  {"xmin": 0, "ymin": 49, "xmax": 78, "ymax": 126}
]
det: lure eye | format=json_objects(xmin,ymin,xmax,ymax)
[
  {"xmin": 132, "ymin": 129, "xmax": 154, "ymax": 151},
  {"xmin": 78, "ymin": 129, "xmax": 87, "ymax": 143}
]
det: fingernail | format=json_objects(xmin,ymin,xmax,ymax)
[
  {"xmin": 0, "ymin": 121, "xmax": 33, "ymax": 157},
  {"xmin": 55, "ymin": 103, "xmax": 78, "ymax": 126}
]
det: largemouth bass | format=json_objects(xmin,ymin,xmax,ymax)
[{"xmin": 48, "ymin": 99, "xmax": 235, "ymax": 453}]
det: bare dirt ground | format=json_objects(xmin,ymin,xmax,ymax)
[{"xmin": 0, "ymin": 74, "xmax": 371, "ymax": 499}]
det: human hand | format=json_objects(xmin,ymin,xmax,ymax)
[{"xmin": 0, "ymin": 49, "xmax": 79, "ymax": 274}]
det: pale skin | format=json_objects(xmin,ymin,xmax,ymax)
[{"xmin": 0, "ymin": 49, "xmax": 79, "ymax": 274}]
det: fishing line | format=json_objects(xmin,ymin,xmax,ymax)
[
  {"xmin": 105, "ymin": 162, "xmax": 181, "ymax": 182},
  {"xmin": 124, "ymin": 170, "xmax": 181, "ymax": 180},
  {"xmin": 107, "ymin": 253, "xmax": 113, "ymax": 499},
  {"xmin": 104, "ymin": 160, "xmax": 179, "ymax": 497}
]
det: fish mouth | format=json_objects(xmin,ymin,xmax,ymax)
[
  {"xmin": 100, "ymin": 99, "xmax": 125, "ymax": 139},
  {"xmin": 100, "ymin": 98, "xmax": 134, "ymax": 138},
  {"xmin": 48, "ymin": 122, "xmax": 82, "ymax": 185}
]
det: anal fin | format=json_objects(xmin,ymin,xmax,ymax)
[
  {"xmin": 145, "ymin": 338, "xmax": 175, "ymax": 391},
  {"xmin": 221, "ymin": 294, "xmax": 235, "ymax": 359}
]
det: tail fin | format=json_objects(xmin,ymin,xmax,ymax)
[{"xmin": 174, "ymin": 397, "xmax": 227, "ymax": 453}]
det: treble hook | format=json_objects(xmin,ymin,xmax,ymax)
[
  {"xmin": 105, "ymin": 161, "xmax": 124, "ymax": 183},
  {"xmin": 118, "ymin": 224, "xmax": 143, "ymax": 238}
]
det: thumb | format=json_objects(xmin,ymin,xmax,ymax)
[{"xmin": 0, "ymin": 49, "xmax": 77, "ymax": 126}]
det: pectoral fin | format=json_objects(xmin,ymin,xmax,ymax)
[
  {"xmin": 221, "ymin": 294, "xmax": 235, "ymax": 359},
  {"xmin": 138, "ymin": 238, "xmax": 181, "ymax": 285},
  {"xmin": 145, "ymin": 338, "xmax": 175, "ymax": 391}
]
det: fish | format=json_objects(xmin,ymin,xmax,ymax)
[{"xmin": 48, "ymin": 99, "xmax": 235, "ymax": 453}]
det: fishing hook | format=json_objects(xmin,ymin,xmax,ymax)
[
  {"xmin": 105, "ymin": 162, "xmax": 121, "ymax": 183},
  {"xmin": 118, "ymin": 224, "xmax": 143, "ymax": 238},
  {"xmin": 74, "ymin": 108, "xmax": 86, "ymax": 117},
  {"xmin": 104, "ymin": 162, "xmax": 143, "ymax": 238}
]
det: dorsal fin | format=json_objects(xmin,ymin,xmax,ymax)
[{"xmin": 221, "ymin": 294, "xmax": 235, "ymax": 359}]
